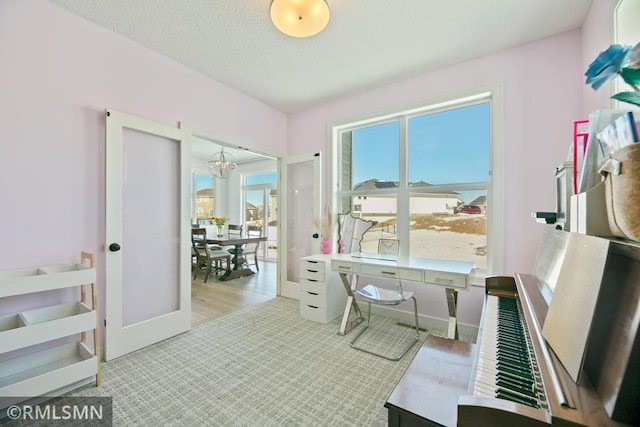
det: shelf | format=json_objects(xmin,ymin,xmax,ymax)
[
  {"xmin": 0, "ymin": 253, "xmax": 100, "ymax": 409},
  {"xmin": 0, "ymin": 342, "xmax": 97, "ymax": 404},
  {"xmin": 0, "ymin": 302, "xmax": 96, "ymax": 353},
  {"xmin": 0, "ymin": 263, "xmax": 96, "ymax": 298}
]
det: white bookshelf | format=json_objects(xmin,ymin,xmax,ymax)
[{"xmin": 0, "ymin": 253, "xmax": 101, "ymax": 409}]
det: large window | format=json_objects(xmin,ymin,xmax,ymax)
[
  {"xmin": 244, "ymin": 171, "xmax": 277, "ymax": 260},
  {"xmin": 334, "ymin": 92, "xmax": 496, "ymax": 272},
  {"xmin": 190, "ymin": 172, "xmax": 214, "ymax": 224}
]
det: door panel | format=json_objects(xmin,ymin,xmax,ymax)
[
  {"xmin": 281, "ymin": 153, "xmax": 320, "ymax": 299},
  {"xmin": 121, "ymin": 128, "xmax": 180, "ymax": 326},
  {"xmin": 105, "ymin": 110, "xmax": 191, "ymax": 360}
]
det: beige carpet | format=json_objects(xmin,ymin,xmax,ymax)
[{"xmin": 71, "ymin": 297, "xmax": 433, "ymax": 426}]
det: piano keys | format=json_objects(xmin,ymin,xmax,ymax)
[
  {"xmin": 385, "ymin": 230, "xmax": 640, "ymax": 426},
  {"xmin": 473, "ymin": 295, "xmax": 548, "ymax": 411}
]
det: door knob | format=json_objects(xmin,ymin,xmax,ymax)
[
  {"xmin": 109, "ymin": 243, "xmax": 121, "ymax": 252},
  {"xmin": 312, "ymin": 233, "xmax": 319, "ymax": 239}
]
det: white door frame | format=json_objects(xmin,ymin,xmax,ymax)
[
  {"xmin": 105, "ymin": 109, "xmax": 191, "ymax": 360},
  {"xmin": 180, "ymin": 123, "xmax": 284, "ymax": 296}
]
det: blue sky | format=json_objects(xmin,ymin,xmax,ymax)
[
  {"xmin": 352, "ymin": 103, "xmax": 490, "ymax": 186},
  {"xmin": 196, "ymin": 103, "xmax": 489, "ymax": 209},
  {"xmin": 195, "ymin": 174, "xmax": 213, "ymax": 192}
]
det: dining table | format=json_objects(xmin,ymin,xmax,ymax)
[{"xmin": 195, "ymin": 233, "xmax": 267, "ymax": 281}]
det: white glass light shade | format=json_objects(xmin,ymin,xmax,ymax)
[
  {"xmin": 270, "ymin": 0, "xmax": 330, "ymax": 38},
  {"xmin": 207, "ymin": 149, "xmax": 237, "ymax": 179}
]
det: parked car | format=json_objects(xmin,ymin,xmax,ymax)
[{"xmin": 455, "ymin": 204, "xmax": 481, "ymax": 214}]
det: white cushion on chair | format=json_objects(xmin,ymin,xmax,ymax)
[
  {"xmin": 355, "ymin": 284, "xmax": 414, "ymax": 305},
  {"xmin": 209, "ymin": 250, "xmax": 231, "ymax": 260}
]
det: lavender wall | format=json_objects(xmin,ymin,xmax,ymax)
[
  {"xmin": 582, "ymin": 0, "xmax": 618, "ymax": 116},
  {"xmin": 288, "ymin": 31, "xmax": 584, "ymax": 277},
  {"xmin": 0, "ymin": 1, "xmax": 286, "ymax": 322},
  {"xmin": 286, "ymin": 1, "xmax": 616, "ymax": 326},
  {"xmin": 0, "ymin": 0, "xmax": 616, "ymax": 332}
]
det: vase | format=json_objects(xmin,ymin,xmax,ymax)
[
  {"xmin": 320, "ymin": 237, "xmax": 332, "ymax": 254},
  {"xmin": 217, "ymin": 224, "xmax": 224, "ymax": 237}
]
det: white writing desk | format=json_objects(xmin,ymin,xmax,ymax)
[{"xmin": 330, "ymin": 253, "xmax": 474, "ymax": 339}]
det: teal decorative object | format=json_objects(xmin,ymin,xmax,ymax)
[{"xmin": 585, "ymin": 42, "xmax": 640, "ymax": 107}]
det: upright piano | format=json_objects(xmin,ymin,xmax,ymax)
[{"xmin": 385, "ymin": 230, "xmax": 640, "ymax": 426}]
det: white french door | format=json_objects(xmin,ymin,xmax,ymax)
[
  {"xmin": 280, "ymin": 153, "xmax": 321, "ymax": 299},
  {"xmin": 104, "ymin": 109, "xmax": 191, "ymax": 360}
]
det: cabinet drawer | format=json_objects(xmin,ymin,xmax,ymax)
[
  {"xmin": 424, "ymin": 270, "xmax": 468, "ymax": 289},
  {"xmin": 299, "ymin": 260, "xmax": 325, "ymax": 281},
  {"xmin": 300, "ymin": 278, "xmax": 326, "ymax": 294},
  {"xmin": 300, "ymin": 304, "xmax": 328, "ymax": 324},
  {"xmin": 300, "ymin": 290, "xmax": 326, "ymax": 308},
  {"xmin": 331, "ymin": 260, "xmax": 358, "ymax": 274},
  {"xmin": 359, "ymin": 265, "xmax": 423, "ymax": 282}
]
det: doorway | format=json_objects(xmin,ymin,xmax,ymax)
[{"xmin": 188, "ymin": 133, "xmax": 279, "ymax": 324}]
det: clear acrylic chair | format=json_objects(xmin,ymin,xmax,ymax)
[
  {"xmin": 350, "ymin": 270, "xmax": 420, "ymax": 361},
  {"xmin": 377, "ymin": 238, "xmax": 399, "ymax": 256}
]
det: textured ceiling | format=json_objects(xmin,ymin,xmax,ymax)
[{"xmin": 48, "ymin": 0, "xmax": 593, "ymax": 113}]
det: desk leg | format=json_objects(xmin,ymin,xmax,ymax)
[
  {"xmin": 445, "ymin": 288, "xmax": 459, "ymax": 340},
  {"xmin": 338, "ymin": 272, "xmax": 364, "ymax": 335}
]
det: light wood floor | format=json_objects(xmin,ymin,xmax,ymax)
[{"xmin": 191, "ymin": 260, "xmax": 277, "ymax": 326}]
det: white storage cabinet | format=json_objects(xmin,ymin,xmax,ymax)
[
  {"xmin": 0, "ymin": 253, "xmax": 100, "ymax": 409},
  {"xmin": 299, "ymin": 254, "xmax": 347, "ymax": 324}
]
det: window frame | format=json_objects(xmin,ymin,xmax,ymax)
[{"xmin": 329, "ymin": 85, "xmax": 504, "ymax": 278}]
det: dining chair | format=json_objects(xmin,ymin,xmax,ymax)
[
  {"xmin": 192, "ymin": 228, "xmax": 231, "ymax": 283},
  {"xmin": 227, "ymin": 224, "xmax": 243, "ymax": 236},
  {"xmin": 243, "ymin": 225, "xmax": 263, "ymax": 272}
]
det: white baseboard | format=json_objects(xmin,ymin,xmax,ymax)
[{"xmin": 367, "ymin": 304, "xmax": 478, "ymax": 344}]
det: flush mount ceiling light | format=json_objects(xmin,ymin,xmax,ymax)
[
  {"xmin": 270, "ymin": 0, "xmax": 330, "ymax": 38},
  {"xmin": 207, "ymin": 147, "xmax": 237, "ymax": 179}
]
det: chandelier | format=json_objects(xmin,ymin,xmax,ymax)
[
  {"xmin": 270, "ymin": 0, "xmax": 330, "ymax": 38},
  {"xmin": 207, "ymin": 147, "xmax": 237, "ymax": 179}
]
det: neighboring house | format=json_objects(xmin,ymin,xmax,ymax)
[
  {"xmin": 468, "ymin": 195, "xmax": 487, "ymax": 214},
  {"xmin": 245, "ymin": 201, "xmax": 259, "ymax": 222},
  {"xmin": 352, "ymin": 179, "xmax": 463, "ymax": 216},
  {"xmin": 194, "ymin": 188, "xmax": 214, "ymax": 220}
]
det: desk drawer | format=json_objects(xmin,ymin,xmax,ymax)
[
  {"xmin": 424, "ymin": 270, "xmax": 468, "ymax": 289},
  {"xmin": 300, "ymin": 304, "xmax": 328, "ymax": 324},
  {"xmin": 331, "ymin": 260, "xmax": 358, "ymax": 274},
  {"xmin": 300, "ymin": 278, "xmax": 326, "ymax": 294},
  {"xmin": 359, "ymin": 265, "xmax": 423, "ymax": 282},
  {"xmin": 299, "ymin": 260, "xmax": 325, "ymax": 281},
  {"xmin": 300, "ymin": 290, "xmax": 326, "ymax": 308}
]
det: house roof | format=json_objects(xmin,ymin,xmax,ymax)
[
  {"xmin": 469, "ymin": 195, "xmax": 487, "ymax": 206},
  {"xmin": 196, "ymin": 188, "xmax": 213, "ymax": 198},
  {"xmin": 353, "ymin": 179, "xmax": 459, "ymax": 196}
]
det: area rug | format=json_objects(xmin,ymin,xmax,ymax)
[{"xmin": 71, "ymin": 297, "xmax": 432, "ymax": 426}]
